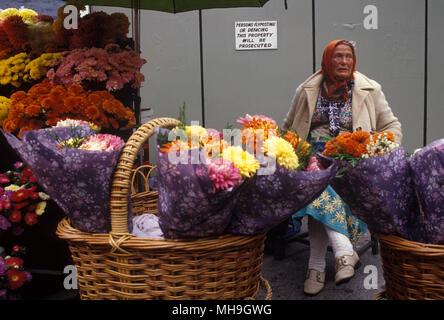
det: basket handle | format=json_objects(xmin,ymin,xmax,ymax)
[{"xmin": 110, "ymin": 117, "xmax": 181, "ymax": 234}]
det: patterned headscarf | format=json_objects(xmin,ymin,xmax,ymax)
[{"xmin": 321, "ymin": 39, "xmax": 356, "ymax": 102}]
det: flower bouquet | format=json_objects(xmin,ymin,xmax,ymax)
[
  {"xmin": 0, "ymin": 245, "xmax": 32, "ymax": 300},
  {"xmin": 53, "ymin": 8, "xmax": 131, "ymax": 51},
  {"xmin": 155, "ymin": 112, "xmax": 251, "ymax": 238},
  {"xmin": 225, "ymin": 115, "xmax": 338, "ymax": 235},
  {"xmin": 409, "ymin": 139, "xmax": 444, "ymax": 244},
  {"xmin": 0, "ymin": 162, "xmax": 49, "ymax": 236},
  {"xmin": 47, "ymin": 43, "xmax": 146, "ymax": 92},
  {"xmin": 2, "ymin": 119, "xmax": 128, "ymax": 233},
  {"xmin": 2, "ymin": 80, "xmax": 135, "ymax": 138},
  {"xmin": 324, "ymin": 130, "xmax": 424, "ymax": 242},
  {"xmin": 0, "ymin": 8, "xmax": 58, "ymax": 60}
]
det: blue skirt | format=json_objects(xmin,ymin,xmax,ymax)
[{"xmin": 293, "ymin": 185, "xmax": 367, "ymax": 244}]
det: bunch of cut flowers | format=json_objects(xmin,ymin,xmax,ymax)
[
  {"xmin": 0, "ymin": 8, "xmax": 58, "ymax": 60},
  {"xmin": 154, "ymin": 107, "xmax": 258, "ymax": 238},
  {"xmin": 53, "ymin": 6, "xmax": 130, "ymax": 51},
  {"xmin": 224, "ymin": 115, "xmax": 338, "ymax": 235},
  {"xmin": 2, "ymin": 119, "xmax": 129, "ymax": 233},
  {"xmin": 0, "ymin": 52, "xmax": 62, "ymax": 88},
  {"xmin": 322, "ymin": 129, "xmax": 424, "ymax": 242},
  {"xmin": 0, "ymin": 245, "xmax": 32, "ymax": 300},
  {"xmin": 408, "ymin": 138, "xmax": 444, "ymax": 244},
  {"xmin": 47, "ymin": 43, "xmax": 147, "ymax": 92},
  {"xmin": 2, "ymin": 80, "xmax": 135, "ymax": 138},
  {"xmin": 0, "ymin": 162, "xmax": 50, "ymax": 236}
]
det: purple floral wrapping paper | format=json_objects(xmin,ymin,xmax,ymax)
[
  {"xmin": 156, "ymin": 129, "xmax": 241, "ymax": 239},
  {"xmin": 409, "ymin": 139, "xmax": 444, "ymax": 244},
  {"xmin": 226, "ymin": 156, "xmax": 338, "ymax": 235},
  {"xmin": 2, "ymin": 127, "xmax": 128, "ymax": 234},
  {"xmin": 329, "ymin": 147, "xmax": 425, "ymax": 242}
]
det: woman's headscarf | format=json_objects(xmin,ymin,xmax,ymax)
[{"xmin": 321, "ymin": 39, "xmax": 356, "ymax": 101}]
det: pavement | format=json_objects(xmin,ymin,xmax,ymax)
[{"xmin": 260, "ymin": 217, "xmax": 386, "ymax": 300}]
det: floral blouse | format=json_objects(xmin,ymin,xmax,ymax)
[{"xmin": 310, "ymin": 81, "xmax": 354, "ymax": 140}]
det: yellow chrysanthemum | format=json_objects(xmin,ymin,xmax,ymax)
[
  {"xmin": 19, "ymin": 8, "xmax": 38, "ymax": 24},
  {"xmin": 222, "ymin": 146, "xmax": 259, "ymax": 178},
  {"xmin": 25, "ymin": 53, "xmax": 62, "ymax": 80},
  {"xmin": 185, "ymin": 125, "xmax": 206, "ymax": 139},
  {"xmin": 0, "ymin": 8, "xmax": 20, "ymax": 21},
  {"xmin": 263, "ymin": 136, "xmax": 299, "ymax": 170},
  {"xmin": 0, "ymin": 96, "xmax": 11, "ymax": 125}
]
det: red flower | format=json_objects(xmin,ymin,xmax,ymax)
[
  {"xmin": 29, "ymin": 175, "xmax": 37, "ymax": 183},
  {"xmin": 13, "ymin": 201, "xmax": 29, "ymax": 210},
  {"xmin": 0, "ymin": 174, "xmax": 10, "ymax": 184},
  {"xmin": 8, "ymin": 211, "xmax": 22, "ymax": 223},
  {"xmin": 5, "ymin": 257, "xmax": 24, "ymax": 268},
  {"xmin": 11, "ymin": 189, "xmax": 29, "ymax": 202},
  {"xmin": 24, "ymin": 213, "xmax": 38, "ymax": 226},
  {"xmin": 1, "ymin": 200, "xmax": 11, "ymax": 210},
  {"xmin": 6, "ymin": 269, "xmax": 25, "ymax": 290},
  {"xmin": 29, "ymin": 192, "xmax": 39, "ymax": 200}
]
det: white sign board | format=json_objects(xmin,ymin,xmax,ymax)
[{"xmin": 235, "ymin": 21, "xmax": 277, "ymax": 50}]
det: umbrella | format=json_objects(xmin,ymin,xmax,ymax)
[{"xmin": 71, "ymin": 0, "xmax": 270, "ymax": 126}]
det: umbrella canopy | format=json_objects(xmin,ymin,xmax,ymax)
[{"xmin": 72, "ymin": 0, "xmax": 269, "ymax": 13}]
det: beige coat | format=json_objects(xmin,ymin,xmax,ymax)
[{"xmin": 283, "ymin": 70, "xmax": 402, "ymax": 144}]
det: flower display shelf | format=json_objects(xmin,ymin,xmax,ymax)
[{"xmin": 56, "ymin": 117, "xmax": 272, "ymax": 300}]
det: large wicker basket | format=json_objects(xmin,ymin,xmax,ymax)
[
  {"xmin": 56, "ymin": 117, "xmax": 271, "ymax": 300},
  {"xmin": 375, "ymin": 233, "xmax": 444, "ymax": 300}
]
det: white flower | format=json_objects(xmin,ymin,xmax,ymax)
[
  {"xmin": 5, "ymin": 184, "xmax": 24, "ymax": 191},
  {"xmin": 39, "ymin": 192, "xmax": 50, "ymax": 200}
]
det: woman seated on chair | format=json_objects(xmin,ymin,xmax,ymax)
[{"xmin": 283, "ymin": 39, "xmax": 402, "ymax": 296}]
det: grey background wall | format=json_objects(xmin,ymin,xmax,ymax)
[{"xmin": 23, "ymin": 0, "xmax": 443, "ymax": 153}]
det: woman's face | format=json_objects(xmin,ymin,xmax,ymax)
[{"xmin": 331, "ymin": 44, "xmax": 354, "ymax": 80}]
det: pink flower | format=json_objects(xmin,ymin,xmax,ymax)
[
  {"xmin": 236, "ymin": 114, "xmax": 277, "ymax": 127},
  {"xmin": 306, "ymin": 156, "xmax": 323, "ymax": 171},
  {"xmin": 79, "ymin": 134, "xmax": 124, "ymax": 151},
  {"xmin": 206, "ymin": 158, "xmax": 241, "ymax": 193}
]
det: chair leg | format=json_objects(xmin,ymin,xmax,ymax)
[{"xmin": 371, "ymin": 236, "xmax": 379, "ymax": 255}]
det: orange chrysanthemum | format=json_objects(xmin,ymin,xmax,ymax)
[
  {"xmin": 322, "ymin": 140, "xmax": 340, "ymax": 156},
  {"xmin": 24, "ymin": 104, "xmax": 42, "ymax": 118},
  {"xmin": 283, "ymin": 131, "xmax": 311, "ymax": 156},
  {"xmin": 351, "ymin": 130, "xmax": 371, "ymax": 143},
  {"xmin": 67, "ymin": 84, "xmax": 84, "ymax": 96}
]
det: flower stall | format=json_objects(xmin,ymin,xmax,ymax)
[{"xmin": 0, "ymin": 4, "xmax": 145, "ymax": 299}]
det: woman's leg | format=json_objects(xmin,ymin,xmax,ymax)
[
  {"xmin": 307, "ymin": 216, "xmax": 329, "ymax": 272},
  {"xmin": 323, "ymin": 225, "xmax": 354, "ymax": 259},
  {"xmin": 323, "ymin": 225, "xmax": 360, "ymax": 284}
]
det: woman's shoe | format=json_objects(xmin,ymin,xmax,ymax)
[
  {"xmin": 335, "ymin": 251, "xmax": 361, "ymax": 285},
  {"xmin": 304, "ymin": 269, "xmax": 325, "ymax": 296}
]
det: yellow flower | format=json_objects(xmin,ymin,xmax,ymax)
[
  {"xmin": 0, "ymin": 96, "xmax": 10, "ymax": 125},
  {"xmin": 0, "ymin": 8, "xmax": 20, "ymax": 21},
  {"xmin": 185, "ymin": 126, "xmax": 207, "ymax": 138},
  {"xmin": 263, "ymin": 136, "xmax": 299, "ymax": 170},
  {"xmin": 25, "ymin": 53, "xmax": 62, "ymax": 81},
  {"xmin": 36, "ymin": 201, "xmax": 47, "ymax": 216},
  {"xmin": 19, "ymin": 8, "xmax": 38, "ymax": 24},
  {"xmin": 222, "ymin": 146, "xmax": 259, "ymax": 178}
]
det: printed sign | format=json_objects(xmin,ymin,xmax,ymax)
[{"xmin": 235, "ymin": 21, "xmax": 277, "ymax": 50}]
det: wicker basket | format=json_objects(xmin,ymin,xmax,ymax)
[
  {"xmin": 56, "ymin": 117, "xmax": 272, "ymax": 300},
  {"xmin": 375, "ymin": 233, "xmax": 444, "ymax": 300}
]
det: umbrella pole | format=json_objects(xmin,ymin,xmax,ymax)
[
  {"xmin": 199, "ymin": 9, "xmax": 206, "ymax": 127},
  {"xmin": 132, "ymin": 0, "xmax": 141, "ymax": 128}
]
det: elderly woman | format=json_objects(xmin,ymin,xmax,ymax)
[{"xmin": 283, "ymin": 39, "xmax": 402, "ymax": 296}]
